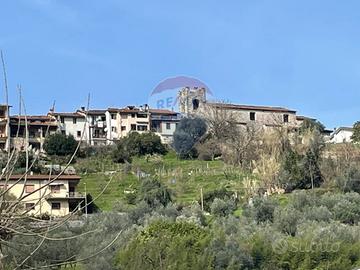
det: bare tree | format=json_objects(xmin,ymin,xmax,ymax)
[{"xmin": 0, "ymin": 52, "xmax": 119, "ymax": 269}]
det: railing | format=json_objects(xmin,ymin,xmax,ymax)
[
  {"xmin": 151, "ymin": 115, "xmax": 180, "ymax": 121},
  {"xmin": 46, "ymin": 192, "xmax": 85, "ymax": 199}
]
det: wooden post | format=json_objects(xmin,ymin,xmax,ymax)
[
  {"xmin": 84, "ymin": 183, "xmax": 88, "ymax": 218},
  {"xmin": 200, "ymin": 187, "xmax": 204, "ymax": 212}
]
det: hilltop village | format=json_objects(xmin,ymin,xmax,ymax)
[{"xmin": 0, "ymin": 87, "xmax": 351, "ymax": 153}]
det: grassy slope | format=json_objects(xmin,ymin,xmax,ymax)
[{"xmin": 76, "ymin": 151, "xmax": 250, "ymax": 211}]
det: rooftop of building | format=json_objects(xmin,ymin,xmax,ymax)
[
  {"xmin": 208, "ymin": 102, "xmax": 297, "ymax": 113},
  {"xmin": 1, "ymin": 174, "xmax": 81, "ymax": 181}
]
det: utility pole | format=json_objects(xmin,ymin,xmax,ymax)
[{"xmin": 84, "ymin": 182, "xmax": 88, "ymax": 218}]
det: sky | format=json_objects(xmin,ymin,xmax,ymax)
[{"xmin": 0, "ymin": 0, "xmax": 360, "ymax": 128}]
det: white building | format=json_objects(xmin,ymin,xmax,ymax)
[
  {"xmin": 48, "ymin": 111, "xmax": 90, "ymax": 144},
  {"xmin": 330, "ymin": 127, "xmax": 353, "ymax": 143},
  {"xmin": 105, "ymin": 106, "xmax": 180, "ymax": 144},
  {"xmin": 150, "ymin": 109, "xmax": 180, "ymax": 144}
]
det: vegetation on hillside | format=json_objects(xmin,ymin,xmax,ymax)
[{"xmin": 3, "ymin": 120, "xmax": 360, "ymax": 269}]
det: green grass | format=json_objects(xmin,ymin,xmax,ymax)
[{"xmin": 77, "ymin": 151, "xmax": 250, "ymax": 210}]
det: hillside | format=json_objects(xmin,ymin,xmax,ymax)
[{"xmin": 76, "ymin": 151, "xmax": 249, "ymax": 211}]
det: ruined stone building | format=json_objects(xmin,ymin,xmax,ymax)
[{"xmin": 178, "ymin": 87, "xmax": 303, "ymax": 130}]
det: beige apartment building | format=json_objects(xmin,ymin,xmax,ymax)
[
  {"xmin": 106, "ymin": 106, "xmax": 180, "ymax": 144},
  {"xmin": 0, "ymin": 174, "xmax": 84, "ymax": 217},
  {"xmin": 107, "ymin": 105, "xmax": 151, "ymax": 141}
]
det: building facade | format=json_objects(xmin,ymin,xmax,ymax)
[
  {"xmin": 178, "ymin": 87, "xmax": 298, "ymax": 130},
  {"xmin": 0, "ymin": 105, "xmax": 10, "ymax": 151},
  {"xmin": 150, "ymin": 109, "xmax": 180, "ymax": 144},
  {"xmin": 0, "ymin": 174, "xmax": 84, "ymax": 217},
  {"xmin": 330, "ymin": 127, "xmax": 353, "ymax": 143},
  {"xmin": 10, "ymin": 115, "xmax": 58, "ymax": 152},
  {"xmin": 48, "ymin": 111, "xmax": 90, "ymax": 144}
]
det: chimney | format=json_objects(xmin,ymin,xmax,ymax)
[{"xmin": 81, "ymin": 106, "xmax": 85, "ymax": 111}]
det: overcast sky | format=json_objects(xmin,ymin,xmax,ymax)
[{"xmin": 1, "ymin": 0, "xmax": 360, "ymax": 128}]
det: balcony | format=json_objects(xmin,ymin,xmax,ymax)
[
  {"xmin": 46, "ymin": 192, "xmax": 85, "ymax": 200},
  {"xmin": 151, "ymin": 115, "xmax": 180, "ymax": 121}
]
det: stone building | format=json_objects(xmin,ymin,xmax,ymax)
[
  {"xmin": 178, "ymin": 87, "xmax": 298, "ymax": 130},
  {"xmin": 10, "ymin": 115, "xmax": 58, "ymax": 152}
]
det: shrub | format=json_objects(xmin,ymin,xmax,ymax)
[
  {"xmin": 112, "ymin": 132, "xmax": 166, "ymax": 163},
  {"xmin": 351, "ymin": 121, "xmax": 360, "ymax": 143},
  {"xmin": 274, "ymin": 206, "xmax": 301, "ymax": 236},
  {"xmin": 173, "ymin": 118, "xmax": 207, "ymax": 159},
  {"xmin": 210, "ymin": 198, "xmax": 237, "ymax": 217},
  {"xmin": 43, "ymin": 133, "xmax": 77, "ymax": 156},
  {"xmin": 116, "ymin": 220, "xmax": 211, "ymax": 270},
  {"xmin": 200, "ymin": 188, "xmax": 234, "ymax": 212},
  {"xmin": 137, "ymin": 178, "xmax": 172, "ymax": 208}
]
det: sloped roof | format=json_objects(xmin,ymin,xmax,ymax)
[
  {"xmin": 208, "ymin": 102, "xmax": 296, "ymax": 113},
  {"xmin": 330, "ymin": 127, "xmax": 353, "ymax": 139},
  {"xmin": 3, "ymin": 175, "xmax": 81, "ymax": 181},
  {"xmin": 10, "ymin": 115, "xmax": 58, "ymax": 126},
  {"xmin": 149, "ymin": 109, "xmax": 177, "ymax": 115},
  {"xmin": 49, "ymin": 112, "xmax": 84, "ymax": 118},
  {"xmin": 77, "ymin": 109, "xmax": 106, "ymax": 115},
  {"xmin": 296, "ymin": 115, "xmax": 316, "ymax": 121}
]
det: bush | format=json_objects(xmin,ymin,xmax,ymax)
[
  {"xmin": 173, "ymin": 118, "xmax": 207, "ymax": 159},
  {"xmin": 200, "ymin": 188, "xmax": 234, "ymax": 212},
  {"xmin": 112, "ymin": 132, "xmax": 166, "ymax": 163},
  {"xmin": 274, "ymin": 206, "xmax": 301, "ymax": 236},
  {"xmin": 137, "ymin": 178, "xmax": 172, "ymax": 208},
  {"xmin": 210, "ymin": 198, "xmax": 237, "ymax": 217},
  {"xmin": 43, "ymin": 133, "xmax": 77, "ymax": 156},
  {"xmin": 116, "ymin": 220, "xmax": 211, "ymax": 270},
  {"xmin": 244, "ymin": 197, "xmax": 278, "ymax": 224}
]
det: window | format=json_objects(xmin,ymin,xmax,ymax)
[
  {"xmin": 166, "ymin": 123, "xmax": 171, "ymax": 130},
  {"xmin": 131, "ymin": 113, "xmax": 136, "ymax": 118},
  {"xmin": 192, "ymin": 99, "xmax": 200, "ymax": 110},
  {"xmin": 137, "ymin": 125, "xmax": 148, "ymax": 131},
  {"xmin": 50, "ymin": 185, "xmax": 61, "ymax": 194},
  {"xmin": 25, "ymin": 203, "xmax": 35, "ymax": 211},
  {"xmin": 77, "ymin": 131, "xmax": 81, "ymax": 137},
  {"xmin": 121, "ymin": 126, "xmax": 126, "ymax": 131},
  {"xmin": 60, "ymin": 117, "xmax": 64, "ymax": 124},
  {"xmin": 101, "ymin": 116, "xmax": 106, "ymax": 121},
  {"xmin": 73, "ymin": 118, "xmax": 77, "ymax": 124},
  {"xmin": 283, "ymin": 114, "xmax": 289, "ymax": 123},
  {"xmin": 25, "ymin": 185, "xmax": 35, "ymax": 193},
  {"xmin": 111, "ymin": 127, "xmax": 117, "ymax": 132},
  {"xmin": 137, "ymin": 113, "xmax": 147, "ymax": 118},
  {"xmin": 131, "ymin": 124, "xmax": 136, "ymax": 131},
  {"xmin": 250, "ymin": 112, "xmax": 256, "ymax": 121},
  {"xmin": 61, "ymin": 130, "xmax": 66, "ymax": 135},
  {"xmin": 111, "ymin": 114, "xmax": 116, "ymax": 120},
  {"xmin": 51, "ymin": 202, "xmax": 61, "ymax": 210}
]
